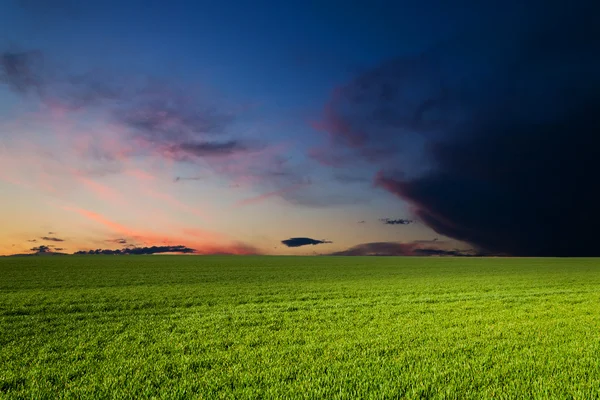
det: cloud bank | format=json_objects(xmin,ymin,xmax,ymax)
[
  {"xmin": 74, "ymin": 245, "xmax": 195, "ymax": 255},
  {"xmin": 329, "ymin": 240, "xmax": 479, "ymax": 256}
]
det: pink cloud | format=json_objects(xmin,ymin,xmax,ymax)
[{"xmin": 65, "ymin": 206, "xmax": 259, "ymax": 255}]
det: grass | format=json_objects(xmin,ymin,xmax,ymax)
[{"xmin": 1, "ymin": 256, "xmax": 600, "ymax": 399}]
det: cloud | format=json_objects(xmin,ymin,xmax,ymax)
[
  {"xmin": 329, "ymin": 240, "xmax": 478, "ymax": 256},
  {"xmin": 66, "ymin": 206, "xmax": 260, "ymax": 255},
  {"xmin": 40, "ymin": 236, "xmax": 65, "ymax": 242},
  {"xmin": 0, "ymin": 50, "xmax": 44, "ymax": 94},
  {"xmin": 314, "ymin": 4, "xmax": 600, "ymax": 256},
  {"xmin": 114, "ymin": 85, "xmax": 235, "ymax": 143},
  {"xmin": 412, "ymin": 248, "xmax": 475, "ymax": 257},
  {"xmin": 106, "ymin": 238, "xmax": 128, "ymax": 245},
  {"xmin": 74, "ymin": 245, "xmax": 195, "ymax": 255},
  {"xmin": 379, "ymin": 218, "xmax": 414, "ymax": 225},
  {"xmin": 357, "ymin": 220, "xmax": 365, "ymax": 224},
  {"xmin": 165, "ymin": 140, "xmax": 250, "ymax": 161},
  {"xmin": 30, "ymin": 245, "xmax": 52, "ymax": 253},
  {"xmin": 0, "ymin": 49, "xmax": 317, "ymax": 205},
  {"xmin": 174, "ymin": 176, "xmax": 204, "ymax": 183},
  {"xmin": 281, "ymin": 237, "xmax": 332, "ymax": 248}
]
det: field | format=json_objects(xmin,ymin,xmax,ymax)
[{"xmin": 1, "ymin": 256, "xmax": 600, "ymax": 399}]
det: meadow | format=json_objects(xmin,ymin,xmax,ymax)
[{"xmin": 1, "ymin": 256, "xmax": 599, "ymax": 399}]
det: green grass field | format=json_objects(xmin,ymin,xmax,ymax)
[{"xmin": 1, "ymin": 256, "xmax": 600, "ymax": 399}]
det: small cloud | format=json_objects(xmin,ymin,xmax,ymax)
[
  {"xmin": 174, "ymin": 176, "xmax": 204, "ymax": 183},
  {"xmin": 106, "ymin": 238, "xmax": 128, "ymax": 245},
  {"xmin": 41, "ymin": 236, "xmax": 65, "ymax": 242},
  {"xmin": 27, "ymin": 239, "xmax": 37, "ymax": 242},
  {"xmin": 379, "ymin": 218, "xmax": 414, "ymax": 225},
  {"xmin": 281, "ymin": 237, "xmax": 332, "ymax": 248},
  {"xmin": 30, "ymin": 245, "xmax": 52, "ymax": 253},
  {"xmin": 169, "ymin": 140, "xmax": 250, "ymax": 160},
  {"xmin": 357, "ymin": 220, "xmax": 366, "ymax": 224}
]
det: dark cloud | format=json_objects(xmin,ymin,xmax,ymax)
[
  {"xmin": 74, "ymin": 245, "xmax": 195, "ymax": 255},
  {"xmin": 329, "ymin": 240, "xmax": 479, "ymax": 256},
  {"xmin": 357, "ymin": 220, "xmax": 365, "ymax": 224},
  {"xmin": 281, "ymin": 237, "xmax": 332, "ymax": 248},
  {"xmin": 27, "ymin": 239, "xmax": 37, "ymax": 242},
  {"xmin": 174, "ymin": 176, "xmax": 204, "ymax": 183},
  {"xmin": 0, "ymin": 50, "xmax": 44, "ymax": 94},
  {"xmin": 379, "ymin": 218, "xmax": 414, "ymax": 225},
  {"xmin": 315, "ymin": 3, "xmax": 600, "ymax": 256},
  {"xmin": 412, "ymin": 248, "xmax": 476, "ymax": 257},
  {"xmin": 18, "ymin": 244, "xmax": 68, "ymax": 256},
  {"xmin": 106, "ymin": 238, "xmax": 127, "ymax": 245},
  {"xmin": 413, "ymin": 238, "xmax": 439, "ymax": 243},
  {"xmin": 41, "ymin": 236, "xmax": 65, "ymax": 242},
  {"xmin": 30, "ymin": 245, "xmax": 52, "ymax": 253},
  {"xmin": 167, "ymin": 140, "xmax": 250, "ymax": 160}
]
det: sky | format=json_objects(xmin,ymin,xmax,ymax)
[{"xmin": 0, "ymin": 0, "xmax": 598, "ymax": 256}]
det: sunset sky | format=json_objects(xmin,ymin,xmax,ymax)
[{"xmin": 1, "ymin": 0, "xmax": 598, "ymax": 256}]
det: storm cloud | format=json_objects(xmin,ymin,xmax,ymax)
[{"xmin": 315, "ymin": 3, "xmax": 600, "ymax": 256}]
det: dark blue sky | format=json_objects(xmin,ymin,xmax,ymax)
[{"xmin": 1, "ymin": 0, "xmax": 599, "ymax": 256}]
